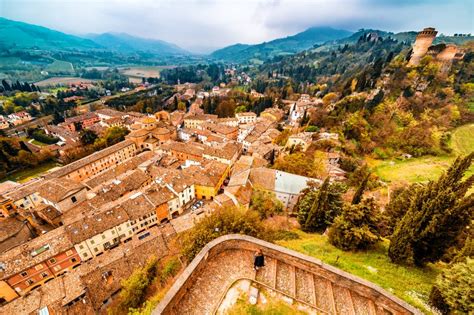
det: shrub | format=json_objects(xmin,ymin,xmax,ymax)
[
  {"xmin": 250, "ymin": 189, "xmax": 283, "ymax": 219},
  {"xmin": 31, "ymin": 130, "xmax": 59, "ymax": 144},
  {"xmin": 328, "ymin": 198, "xmax": 382, "ymax": 251},
  {"xmin": 119, "ymin": 256, "xmax": 158, "ymax": 311},
  {"xmin": 305, "ymin": 125, "xmax": 318, "ymax": 132},
  {"xmin": 429, "ymin": 258, "xmax": 474, "ymax": 314},
  {"xmin": 181, "ymin": 207, "xmax": 271, "ymax": 262}
]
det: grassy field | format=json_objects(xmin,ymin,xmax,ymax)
[
  {"xmin": 278, "ymin": 231, "xmax": 441, "ymax": 313},
  {"xmin": 369, "ymin": 124, "xmax": 474, "ymax": 184},
  {"xmin": 3, "ymin": 161, "xmax": 60, "ymax": 183},
  {"xmin": 45, "ymin": 60, "xmax": 74, "ymax": 73},
  {"xmin": 119, "ymin": 66, "xmax": 164, "ymax": 83}
]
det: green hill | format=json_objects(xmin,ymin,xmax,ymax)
[
  {"xmin": 0, "ymin": 17, "xmax": 99, "ymax": 51},
  {"xmin": 211, "ymin": 26, "xmax": 352, "ymax": 63},
  {"xmin": 86, "ymin": 32, "xmax": 189, "ymax": 56}
]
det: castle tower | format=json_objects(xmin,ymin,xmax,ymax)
[{"xmin": 408, "ymin": 27, "xmax": 438, "ymax": 66}]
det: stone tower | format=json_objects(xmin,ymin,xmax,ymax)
[{"xmin": 408, "ymin": 27, "xmax": 438, "ymax": 66}]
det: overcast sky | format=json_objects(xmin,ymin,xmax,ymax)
[{"xmin": 1, "ymin": 0, "xmax": 473, "ymax": 53}]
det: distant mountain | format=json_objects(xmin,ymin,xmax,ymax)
[
  {"xmin": 86, "ymin": 32, "xmax": 189, "ymax": 56},
  {"xmin": 0, "ymin": 17, "xmax": 99, "ymax": 51},
  {"xmin": 0, "ymin": 17, "xmax": 188, "ymax": 57},
  {"xmin": 211, "ymin": 26, "xmax": 353, "ymax": 63}
]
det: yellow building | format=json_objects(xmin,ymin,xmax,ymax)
[
  {"xmin": 0, "ymin": 280, "xmax": 19, "ymax": 303},
  {"xmin": 0, "ymin": 197, "xmax": 16, "ymax": 219},
  {"xmin": 184, "ymin": 161, "xmax": 229, "ymax": 200},
  {"xmin": 260, "ymin": 107, "xmax": 284, "ymax": 122}
]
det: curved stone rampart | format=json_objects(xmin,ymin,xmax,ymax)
[{"xmin": 153, "ymin": 234, "xmax": 421, "ymax": 315}]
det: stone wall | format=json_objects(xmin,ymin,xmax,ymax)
[{"xmin": 153, "ymin": 234, "xmax": 421, "ymax": 314}]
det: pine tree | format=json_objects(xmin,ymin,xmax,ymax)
[
  {"xmin": 388, "ymin": 153, "xmax": 474, "ymax": 266},
  {"xmin": 297, "ymin": 178, "xmax": 344, "ymax": 232},
  {"xmin": 328, "ymin": 197, "xmax": 381, "ymax": 251}
]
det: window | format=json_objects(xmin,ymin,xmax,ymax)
[
  {"xmin": 54, "ymin": 265, "xmax": 61, "ymax": 272},
  {"xmin": 111, "ymin": 230, "xmax": 116, "ymax": 234},
  {"xmin": 83, "ymin": 252, "xmax": 88, "ymax": 257},
  {"xmin": 71, "ymin": 196, "xmax": 77, "ymax": 203},
  {"xmin": 49, "ymin": 258, "xmax": 56, "ymax": 264},
  {"xmin": 79, "ymin": 244, "xmax": 84, "ymax": 250},
  {"xmin": 20, "ymin": 271, "xmax": 28, "ymax": 277},
  {"xmin": 90, "ymin": 240, "xmax": 95, "ymax": 245},
  {"xmin": 35, "ymin": 264, "xmax": 43, "ymax": 271},
  {"xmin": 26, "ymin": 279, "xmax": 34, "ymax": 286},
  {"xmin": 102, "ymin": 234, "xmax": 106, "ymax": 239},
  {"xmin": 66, "ymin": 250, "xmax": 73, "ymax": 256},
  {"xmin": 70, "ymin": 258, "xmax": 77, "ymax": 263},
  {"xmin": 94, "ymin": 248, "xmax": 99, "ymax": 252},
  {"xmin": 117, "ymin": 227, "xmax": 122, "ymax": 232},
  {"xmin": 41, "ymin": 272, "xmax": 48, "ymax": 278}
]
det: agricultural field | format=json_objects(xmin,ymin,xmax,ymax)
[
  {"xmin": 369, "ymin": 124, "xmax": 474, "ymax": 185},
  {"xmin": 119, "ymin": 66, "xmax": 172, "ymax": 83},
  {"xmin": 278, "ymin": 231, "xmax": 441, "ymax": 314},
  {"xmin": 35, "ymin": 76, "xmax": 95, "ymax": 87},
  {"xmin": 44, "ymin": 60, "xmax": 74, "ymax": 73}
]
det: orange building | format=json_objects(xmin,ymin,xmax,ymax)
[{"xmin": 0, "ymin": 227, "xmax": 81, "ymax": 298}]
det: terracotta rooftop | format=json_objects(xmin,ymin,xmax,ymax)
[
  {"xmin": 37, "ymin": 178, "xmax": 86, "ymax": 203},
  {"xmin": 44, "ymin": 140, "xmax": 136, "ymax": 180},
  {"xmin": 0, "ymin": 226, "xmax": 73, "ymax": 279},
  {"xmin": 64, "ymin": 206, "xmax": 129, "ymax": 244}
]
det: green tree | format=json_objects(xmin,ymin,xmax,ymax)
[
  {"xmin": 297, "ymin": 178, "xmax": 345, "ymax": 232},
  {"xmin": 328, "ymin": 198, "xmax": 382, "ymax": 251},
  {"xmin": 118, "ymin": 256, "xmax": 158, "ymax": 311},
  {"xmin": 388, "ymin": 154, "xmax": 474, "ymax": 266},
  {"xmin": 181, "ymin": 207, "xmax": 270, "ymax": 262},
  {"xmin": 80, "ymin": 129, "xmax": 98, "ymax": 145},
  {"xmin": 250, "ymin": 189, "xmax": 283, "ymax": 219},
  {"xmin": 103, "ymin": 126, "xmax": 129, "ymax": 146},
  {"xmin": 383, "ymin": 184, "xmax": 418, "ymax": 236},
  {"xmin": 351, "ymin": 172, "xmax": 370, "ymax": 205},
  {"xmin": 429, "ymin": 258, "xmax": 473, "ymax": 314}
]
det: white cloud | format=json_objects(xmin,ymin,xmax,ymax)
[{"xmin": 1, "ymin": 0, "xmax": 472, "ymax": 53}]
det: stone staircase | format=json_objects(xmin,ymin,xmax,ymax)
[
  {"xmin": 255, "ymin": 256, "xmax": 402, "ymax": 315},
  {"xmin": 153, "ymin": 235, "xmax": 418, "ymax": 315}
]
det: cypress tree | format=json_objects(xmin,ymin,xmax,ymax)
[
  {"xmin": 352, "ymin": 172, "xmax": 370, "ymax": 205},
  {"xmin": 297, "ymin": 178, "xmax": 344, "ymax": 232},
  {"xmin": 389, "ymin": 153, "xmax": 474, "ymax": 266},
  {"xmin": 383, "ymin": 184, "xmax": 419, "ymax": 236}
]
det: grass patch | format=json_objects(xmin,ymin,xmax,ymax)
[
  {"xmin": 369, "ymin": 123, "xmax": 474, "ymax": 185},
  {"xmin": 277, "ymin": 231, "xmax": 441, "ymax": 313},
  {"xmin": 30, "ymin": 139, "xmax": 49, "ymax": 146},
  {"xmin": 451, "ymin": 123, "xmax": 474, "ymax": 155},
  {"xmin": 368, "ymin": 156, "xmax": 453, "ymax": 183},
  {"xmin": 226, "ymin": 291, "xmax": 307, "ymax": 315},
  {"xmin": 45, "ymin": 60, "xmax": 74, "ymax": 73},
  {"xmin": 3, "ymin": 161, "xmax": 60, "ymax": 183}
]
